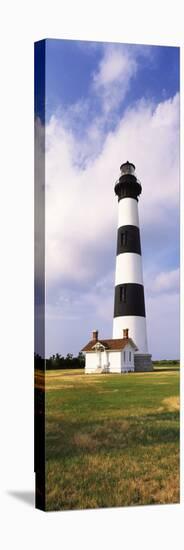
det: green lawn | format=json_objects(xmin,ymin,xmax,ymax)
[{"xmin": 45, "ymin": 365, "xmax": 180, "ymax": 511}]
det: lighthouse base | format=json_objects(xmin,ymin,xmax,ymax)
[{"xmin": 134, "ymin": 354, "xmax": 153, "ymax": 372}]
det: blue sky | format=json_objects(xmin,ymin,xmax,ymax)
[
  {"xmin": 39, "ymin": 39, "xmax": 180, "ymax": 359},
  {"xmin": 45, "ymin": 40, "xmax": 179, "ymax": 120}
]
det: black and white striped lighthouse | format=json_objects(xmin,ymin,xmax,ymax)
[{"xmin": 113, "ymin": 161, "xmax": 152, "ymax": 371}]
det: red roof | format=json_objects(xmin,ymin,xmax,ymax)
[{"xmin": 81, "ymin": 337, "xmax": 138, "ymax": 352}]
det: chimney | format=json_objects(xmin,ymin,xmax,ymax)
[
  {"xmin": 123, "ymin": 328, "xmax": 129, "ymax": 339},
  {"xmin": 92, "ymin": 330, "xmax": 98, "ymax": 342}
]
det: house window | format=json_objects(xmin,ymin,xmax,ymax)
[
  {"xmin": 124, "ymin": 351, "xmax": 126, "ymax": 362},
  {"xmin": 121, "ymin": 231, "xmax": 128, "ymax": 248},
  {"xmin": 120, "ymin": 285, "xmax": 126, "ymax": 302},
  {"xmin": 129, "ymin": 351, "xmax": 131, "ymax": 362}
]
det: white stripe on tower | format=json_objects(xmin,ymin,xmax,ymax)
[
  {"xmin": 113, "ymin": 161, "xmax": 148, "ymax": 355},
  {"xmin": 115, "ymin": 253, "xmax": 144, "ymax": 286},
  {"xmin": 118, "ymin": 197, "xmax": 139, "ymax": 228}
]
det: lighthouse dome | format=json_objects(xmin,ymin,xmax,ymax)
[
  {"xmin": 115, "ymin": 160, "xmax": 141, "ymax": 201},
  {"xmin": 120, "ymin": 161, "xmax": 135, "ymax": 176}
]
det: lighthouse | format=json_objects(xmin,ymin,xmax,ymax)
[
  {"xmin": 113, "ymin": 161, "xmax": 152, "ymax": 371},
  {"xmin": 82, "ymin": 160, "xmax": 152, "ymax": 373}
]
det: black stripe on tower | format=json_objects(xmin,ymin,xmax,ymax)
[
  {"xmin": 114, "ymin": 283, "xmax": 146, "ymax": 317},
  {"xmin": 117, "ymin": 225, "xmax": 141, "ymax": 256}
]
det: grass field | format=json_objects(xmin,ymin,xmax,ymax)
[{"xmin": 44, "ymin": 364, "xmax": 180, "ymax": 511}]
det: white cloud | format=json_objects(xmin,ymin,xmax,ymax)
[
  {"xmin": 153, "ymin": 268, "xmax": 179, "ymax": 294},
  {"xmin": 146, "ymin": 291, "xmax": 179, "ymax": 359},
  {"xmin": 45, "ymin": 92, "xmax": 179, "ymax": 287},
  {"xmin": 93, "ymin": 47, "xmax": 137, "ymax": 87},
  {"xmin": 92, "ymin": 46, "xmax": 138, "ymax": 114}
]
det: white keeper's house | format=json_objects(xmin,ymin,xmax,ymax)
[{"xmin": 82, "ymin": 328, "xmax": 137, "ymax": 374}]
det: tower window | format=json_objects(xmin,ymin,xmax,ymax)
[
  {"xmin": 124, "ymin": 351, "xmax": 126, "ymax": 362},
  {"xmin": 120, "ymin": 285, "xmax": 126, "ymax": 302},
  {"xmin": 129, "ymin": 352, "xmax": 131, "ymax": 362},
  {"xmin": 121, "ymin": 231, "xmax": 128, "ymax": 248}
]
